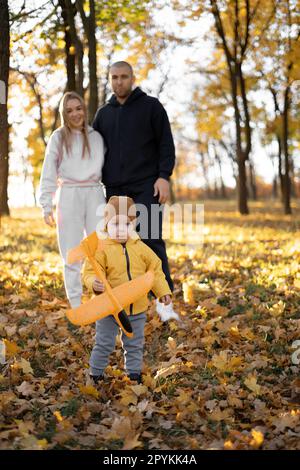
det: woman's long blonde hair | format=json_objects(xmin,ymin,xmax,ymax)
[{"xmin": 58, "ymin": 91, "xmax": 90, "ymax": 160}]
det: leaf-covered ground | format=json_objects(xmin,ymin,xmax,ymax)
[{"xmin": 1, "ymin": 200, "xmax": 300, "ymax": 450}]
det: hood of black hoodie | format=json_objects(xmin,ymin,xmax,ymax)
[{"xmin": 108, "ymin": 87, "xmax": 146, "ymax": 107}]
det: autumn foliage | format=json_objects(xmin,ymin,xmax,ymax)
[{"xmin": 1, "ymin": 201, "xmax": 300, "ymax": 450}]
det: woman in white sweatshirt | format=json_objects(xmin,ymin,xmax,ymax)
[{"xmin": 39, "ymin": 91, "xmax": 105, "ymax": 308}]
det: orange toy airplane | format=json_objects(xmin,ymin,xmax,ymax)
[{"xmin": 66, "ymin": 231, "xmax": 154, "ymax": 338}]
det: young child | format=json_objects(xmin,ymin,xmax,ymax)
[{"xmin": 82, "ymin": 196, "xmax": 172, "ymax": 384}]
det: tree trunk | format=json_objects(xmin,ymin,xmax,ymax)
[
  {"xmin": 237, "ymin": 62, "xmax": 252, "ymax": 160},
  {"xmin": 272, "ymin": 176, "xmax": 278, "ymax": 199},
  {"xmin": 220, "ymin": 179, "xmax": 227, "ymax": 199},
  {"xmin": 282, "ymin": 87, "xmax": 291, "ymax": 214},
  {"xmin": 100, "ymin": 47, "xmax": 114, "ymax": 105},
  {"xmin": 0, "ymin": 0, "xmax": 10, "ymax": 216},
  {"xmin": 237, "ymin": 155, "xmax": 248, "ymax": 214},
  {"xmin": 65, "ymin": 0, "xmax": 84, "ymax": 96},
  {"xmin": 66, "ymin": 36, "xmax": 76, "ymax": 92},
  {"xmin": 87, "ymin": 0, "xmax": 98, "ymax": 121},
  {"xmin": 75, "ymin": 0, "xmax": 98, "ymax": 121},
  {"xmin": 200, "ymin": 151, "xmax": 211, "ymax": 198},
  {"xmin": 232, "ymin": 70, "xmax": 249, "ymax": 214},
  {"xmin": 290, "ymin": 158, "xmax": 296, "ymax": 197},
  {"xmin": 215, "ymin": 146, "xmax": 227, "ymax": 198},
  {"xmin": 58, "ymin": 0, "xmax": 76, "ymax": 91},
  {"xmin": 210, "ymin": 0, "xmax": 250, "ymax": 214},
  {"xmin": 276, "ymin": 134, "xmax": 284, "ymax": 203},
  {"xmin": 248, "ymin": 160, "xmax": 257, "ymax": 200}
]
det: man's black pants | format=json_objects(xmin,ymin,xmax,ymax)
[{"xmin": 105, "ymin": 178, "xmax": 174, "ymax": 292}]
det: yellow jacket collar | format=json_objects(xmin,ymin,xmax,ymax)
[{"xmin": 103, "ymin": 235, "xmax": 140, "ymax": 246}]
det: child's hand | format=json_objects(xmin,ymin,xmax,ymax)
[
  {"xmin": 92, "ymin": 278, "xmax": 105, "ymax": 294},
  {"xmin": 160, "ymin": 295, "xmax": 172, "ymax": 305}
]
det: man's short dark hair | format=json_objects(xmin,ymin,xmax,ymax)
[{"xmin": 110, "ymin": 61, "xmax": 133, "ymax": 75}]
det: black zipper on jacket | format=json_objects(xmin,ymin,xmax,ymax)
[{"xmin": 122, "ymin": 243, "xmax": 133, "ymax": 315}]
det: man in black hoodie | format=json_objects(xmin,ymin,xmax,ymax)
[{"xmin": 93, "ymin": 61, "xmax": 175, "ymax": 291}]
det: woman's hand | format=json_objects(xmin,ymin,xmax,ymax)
[
  {"xmin": 159, "ymin": 295, "xmax": 172, "ymax": 305},
  {"xmin": 93, "ymin": 278, "xmax": 105, "ymax": 294},
  {"xmin": 44, "ymin": 212, "xmax": 56, "ymax": 227}
]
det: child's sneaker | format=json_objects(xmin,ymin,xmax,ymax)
[
  {"xmin": 128, "ymin": 373, "xmax": 142, "ymax": 384},
  {"xmin": 89, "ymin": 374, "xmax": 104, "ymax": 384}
]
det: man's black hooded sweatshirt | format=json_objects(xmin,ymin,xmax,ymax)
[{"xmin": 92, "ymin": 87, "xmax": 176, "ymax": 188}]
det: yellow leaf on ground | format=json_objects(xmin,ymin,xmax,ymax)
[
  {"xmin": 176, "ymin": 390, "xmax": 191, "ymax": 405},
  {"xmin": 227, "ymin": 396, "xmax": 243, "ymax": 408},
  {"xmin": 37, "ymin": 439, "xmax": 48, "ymax": 449},
  {"xmin": 228, "ymin": 356, "xmax": 243, "ymax": 369},
  {"xmin": 142, "ymin": 374, "xmax": 156, "ymax": 389},
  {"xmin": 131, "ymin": 384, "xmax": 148, "ymax": 396},
  {"xmin": 19, "ymin": 358, "xmax": 34, "ymax": 375},
  {"xmin": 210, "ymin": 351, "xmax": 228, "ymax": 371},
  {"xmin": 250, "ymin": 429, "xmax": 264, "ymax": 448},
  {"xmin": 209, "ymin": 351, "xmax": 243, "ymax": 372},
  {"xmin": 120, "ymin": 389, "xmax": 138, "ymax": 406},
  {"xmin": 224, "ymin": 440, "xmax": 234, "ymax": 450},
  {"xmin": 53, "ymin": 410, "xmax": 64, "ymax": 422},
  {"xmin": 294, "ymin": 278, "xmax": 300, "ymax": 289},
  {"xmin": 244, "ymin": 375, "xmax": 261, "ymax": 395},
  {"xmin": 182, "ymin": 282, "xmax": 195, "ymax": 306},
  {"xmin": 3, "ymin": 339, "xmax": 20, "ymax": 357},
  {"xmin": 108, "ymin": 367, "xmax": 123, "ymax": 377},
  {"xmin": 79, "ymin": 385, "xmax": 99, "ymax": 399},
  {"xmin": 268, "ymin": 300, "xmax": 285, "ymax": 317},
  {"xmin": 209, "ymin": 408, "xmax": 232, "ymax": 421}
]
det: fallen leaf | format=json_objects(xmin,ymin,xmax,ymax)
[
  {"xmin": 244, "ymin": 375, "xmax": 261, "ymax": 395},
  {"xmin": 131, "ymin": 384, "xmax": 148, "ymax": 397},
  {"xmin": 123, "ymin": 433, "xmax": 142, "ymax": 450},
  {"xmin": 3, "ymin": 339, "xmax": 20, "ymax": 357},
  {"xmin": 19, "ymin": 358, "xmax": 34, "ymax": 375},
  {"xmin": 16, "ymin": 381, "xmax": 35, "ymax": 397},
  {"xmin": 78, "ymin": 385, "xmax": 99, "ymax": 399},
  {"xmin": 119, "ymin": 389, "xmax": 138, "ymax": 406}
]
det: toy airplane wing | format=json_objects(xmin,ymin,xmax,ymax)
[{"xmin": 66, "ymin": 270, "xmax": 154, "ymax": 335}]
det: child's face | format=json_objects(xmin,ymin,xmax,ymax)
[{"xmin": 107, "ymin": 215, "xmax": 134, "ymax": 243}]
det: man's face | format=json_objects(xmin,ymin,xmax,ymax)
[{"xmin": 110, "ymin": 66, "xmax": 135, "ymax": 100}]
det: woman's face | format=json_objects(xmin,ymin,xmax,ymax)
[{"xmin": 65, "ymin": 98, "xmax": 85, "ymax": 130}]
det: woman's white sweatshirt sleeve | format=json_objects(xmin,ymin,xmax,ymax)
[{"xmin": 39, "ymin": 131, "xmax": 60, "ymax": 216}]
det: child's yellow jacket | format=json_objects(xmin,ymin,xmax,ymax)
[{"xmin": 82, "ymin": 236, "xmax": 172, "ymax": 315}]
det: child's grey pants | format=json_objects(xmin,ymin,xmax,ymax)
[{"xmin": 89, "ymin": 312, "xmax": 147, "ymax": 376}]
